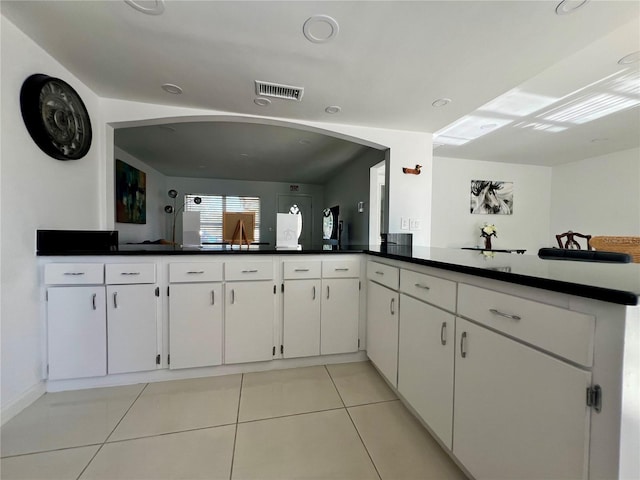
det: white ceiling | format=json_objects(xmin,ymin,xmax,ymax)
[{"xmin": 2, "ymin": 0, "xmax": 639, "ymax": 172}]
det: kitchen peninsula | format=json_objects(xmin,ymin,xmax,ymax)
[{"xmin": 38, "ymin": 243, "xmax": 639, "ymax": 480}]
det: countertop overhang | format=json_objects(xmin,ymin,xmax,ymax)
[{"xmin": 37, "ymin": 244, "xmax": 640, "ymax": 306}]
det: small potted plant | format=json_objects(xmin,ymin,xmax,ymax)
[{"xmin": 480, "ymin": 223, "xmax": 497, "ymax": 250}]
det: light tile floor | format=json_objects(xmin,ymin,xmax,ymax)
[{"xmin": 1, "ymin": 361, "xmax": 467, "ymax": 480}]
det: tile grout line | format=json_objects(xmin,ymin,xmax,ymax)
[
  {"xmin": 75, "ymin": 383, "xmax": 149, "ymax": 480},
  {"xmin": 324, "ymin": 365, "xmax": 383, "ymax": 480},
  {"xmin": 229, "ymin": 373, "xmax": 244, "ymax": 480}
]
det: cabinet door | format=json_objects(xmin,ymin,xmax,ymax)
[
  {"xmin": 454, "ymin": 318, "xmax": 591, "ymax": 480},
  {"xmin": 398, "ymin": 294, "xmax": 454, "ymax": 448},
  {"xmin": 47, "ymin": 286, "xmax": 106, "ymax": 380},
  {"xmin": 283, "ymin": 279, "xmax": 321, "ymax": 358},
  {"xmin": 320, "ymin": 278, "xmax": 359, "ymax": 355},
  {"xmin": 169, "ymin": 283, "xmax": 223, "ymax": 369},
  {"xmin": 106, "ymin": 285, "xmax": 158, "ymax": 374},
  {"xmin": 225, "ymin": 281, "xmax": 275, "ymax": 364},
  {"xmin": 366, "ymin": 281, "xmax": 399, "ymax": 386}
]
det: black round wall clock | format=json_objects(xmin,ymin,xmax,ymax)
[{"xmin": 20, "ymin": 74, "xmax": 92, "ymax": 160}]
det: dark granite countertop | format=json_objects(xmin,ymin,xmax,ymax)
[{"xmin": 37, "ymin": 243, "xmax": 640, "ymax": 306}]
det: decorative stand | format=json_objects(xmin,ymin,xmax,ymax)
[
  {"xmin": 484, "ymin": 236, "xmax": 492, "ymax": 250},
  {"xmin": 230, "ymin": 220, "xmax": 250, "ymax": 247}
]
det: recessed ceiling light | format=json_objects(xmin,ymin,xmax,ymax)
[
  {"xmin": 239, "ymin": 153, "xmax": 250, "ymax": 157},
  {"xmin": 299, "ymin": 139, "xmax": 312, "ymax": 145},
  {"xmin": 590, "ymin": 138, "xmax": 609, "ymax": 143},
  {"xmin": 303, "ymin": 15, "xmax": 339, "ymax": 43},
  {"xmin": 124, "ymin": 0, "xmax": 165, "ymax": 15},
  {"xmin": 254, "ymin": 97, "xmax": 271, "ymax": 106},
  {"xmin": 325, "ymin": 106, "xmax": 341, "ymax": 114},
  {"xmin": 198, "ymin": 165, "xmax": 206, "ymax": 169},
  {"xmin": 432, "ymin": 98, "xmax": 452, "ymax": 108},
  {"xmin": 555, "ymin": 0, "xmax": 589, "ymax": 15},
  {"xmin": 618, "ymin": 51, "xmax": 640, "ymax": 65},
  {"xmin": 161, "ymin": 83, "xmax": 182, "ymax": 94},
  {"xmin": 158, "ymin": 125, "xmax": 176, "ymax": 132}
]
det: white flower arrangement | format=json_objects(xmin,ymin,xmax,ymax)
[{"xmin": 481, "ymin": 223, "xmax": 497, "ymax": 238}]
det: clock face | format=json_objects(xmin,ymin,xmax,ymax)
[{"xmin": 20, "ymin": 74, "xmax": 92, "ymax": 160}]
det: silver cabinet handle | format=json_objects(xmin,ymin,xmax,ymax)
[
  {"xmin": 489, "ymin": 308, "xmax": 521, "ymax": 321},
  {"xmin": 326, "ymin": 285, "xmax": 330, "ymax": 299},
  {"xmin": 335, "ymin": 268, "xmax": 349, "ymax": 271},
  {"xmin": 294, "ymin": 268, "xmax": 310, "ymax": 272},
  {"xmin": 242, "ymin": 269, "xmax": 258, "ymax": 273},
  {"xmin": 440, "ymin": 322, "xmax": 447, "ymax": 345},
  {"xmin": 390, "ymin": 297, "xmax": 395, "ymax": 315},
  {"xmin": 460, "ymin": 332, "xmax": 467, "ymax": 358},
  {"xmin": 231, "ymin": 289, "xmax": 235, "ymax": 304},
  {"xmin": 375, "ymin": 271, "xmax": 384, "ymax": 275},
  {"xmin": 187, "ymin": 271, "xmax": 204, "ymax": 274},
  {"xmin": 211, "ymin": 290, "xmax": 215, "ymax": 305},
  {"xmin": 120, "ymin": 272, "xmax": 140, "ymax": 276},
  {"xmin": 113, "ymin": 292, "xmax": 118, "ymax": 309},
  {"xmin": 92, "ymin": 293, "xmax": 97, "ymax": 310},
  {"xmin": 64, "ymin": 272, "xmax": 85, "ymax": 276},
  {"xmin": 312, "ymin": 286, "xmax": 316, "ymax": 300},
  {"xmin": 414, "ymin": 283, "xmax": 430, "ymax": 290}
]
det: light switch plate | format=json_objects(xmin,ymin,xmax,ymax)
[
  {"xmin": 401, "ymin": 218, "xmax": 409, "ymax": 230},
  {"xmin": 409, "ymin": 219, "xmax": 417, "ymax": 230}
]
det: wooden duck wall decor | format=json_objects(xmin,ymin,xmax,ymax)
[{"xmin": 402, "ymin": 164, "xmax": 422, "ymax": 175}]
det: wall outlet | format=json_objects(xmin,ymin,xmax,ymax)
[
  {"xmin": 409, "ymin": 219, "xmax": 417, "ymax": 230},
  {"xmin": 401, "ymin": 217, "xmax": 409, "ymax": 230},
  {"xmin": 411, "ymin": 219, "xmax": 422, "ymax": 230}
]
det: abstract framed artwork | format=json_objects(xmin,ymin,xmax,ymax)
[
  {"xmin": 470, "ymin": 180, "xmax": 513, "ymax": 215},
  {"xmin": 115, "ymin": 159, "xmax": 146, "ymax": 224}
]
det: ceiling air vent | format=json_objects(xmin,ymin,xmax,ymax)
[{"xmin": 255, "ymin": 81, "xmax": 304, "ymax": 101}]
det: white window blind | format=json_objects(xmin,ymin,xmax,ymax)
[{"xmin": 185, "ymin": 194, "xmax": 261, "ymax": 243}]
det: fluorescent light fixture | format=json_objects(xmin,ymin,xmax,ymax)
[
  {"xmin": 434, "ymin": 115, "xmax": 513, "ymax": 146},
  {"xmin": 479, "ymin": 90, "xmax": 559, "ymax": 117}
]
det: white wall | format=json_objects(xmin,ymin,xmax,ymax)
[
  {"xmin": 1, "ymin": 16, "xmax": 102, "ymax": 414},
  {"xmin": 166, "ymin": 176, "xmax": 325, "ymax": 246},
  {"xmin": 550, "ymin": 148, "xmax": 640, "ymax": 238},
  {"xmin": 114, "ymin": 147, "xmax": 167, "ymax": 244},
  {"xmin": 431, "ymin": 156, "xmax": 552, "ymax": 253}
]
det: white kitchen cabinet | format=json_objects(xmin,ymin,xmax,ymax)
[
  {"xmin": 283, "ymin": 279, "xmax": 321, "ymax": 358},
  {"xmin": 106, "ymin": 284, "xmax": 159, "ymax": 374},
  {"xmin": 169, "ymin": 283, "xmax": 223, "ymax": 369},
  {"xmin": 366, "ymin": 280, "xmax": 399, "ymax": 387},
  {"xmin": 320, "ymin": 278, "xmax": 360, "ymax": 355},
  {"xmin": 47, "ymin": 286, "xmax": 107, "ymax": 380},
  {"xmin": 453, "ymin": 317, "xmax": 592, "ymax": 480},
  {"xmin": 225, "ymin": 280, "xmax": 276, "ymax": 364},
  {"xmin": 398, "ymin": 293, "xmax": 454, "ymax": 449}
]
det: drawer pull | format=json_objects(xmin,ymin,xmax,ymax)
[
  {"xmin": 414, "ymin": 283, "xmax": 430, "ymax": 290},
  {"xmin": 460, "ymin": 332, "xmax": 467, "ymax": 358},
  {"xmin": 327, "ymin": 285, "xmax": 330, "ymax": 299},
  {"xmin": 64, "ymin": 272, "xmax": 85, "ymax": 276},
  {"xmin": 92, "ymin": 293, "xmax": 97, "ymax": 310},
  {"xmin": 242, "ymin": 269, "xmax": 259, "ymax": 273},
  {"xmin": 211, "ymin": 290, "xmax": 215, "ymax": 305},
  {"xmin": 120, "ymin": 272, "xmax": 140, "ymax": 276},
  {"xmin": 231, "ymin": 289, "xmax": 235, "ymax": 304},
  {"xmin": 335, "ymin": 268, "xmax": 349, "ymax": 271},
  {"xmin": 489, "ymin": 308, "xmax": 521, "ymax": 321},
  {"xmin": 440, "ymin": 322, "xmax": 447, "ymax": 345},
  {"xmin": 375, "ymin": 271, "xmax": 384, "ymax": 275},
  {"xmin": 312, "ymin": 286, "xmax": 316, "ymax": 300},
  {"xmin": 187, "ymin": 271, "xmax": 205, "ymax": 274},
  {"xmin": 113, "ymin": 292, "xmax": 118, "ymax": 309},
  {"xmin": 390, "ymin": 298, "xmax": 395, "ymax": 315},
  {"xmin": 294, "ymin": 268, "xmax": 310, "ymax": 272}
]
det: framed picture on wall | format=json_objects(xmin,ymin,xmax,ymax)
[
  {"xmin": 115, "ymin": 159, "xmax": 146, "ymax": 224},
  {"xmin": 470, "ymin": 180, "xmax": 513, "ymax": 215}
]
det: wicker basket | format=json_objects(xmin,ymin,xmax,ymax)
[{"xmin": 590, "ymin": 236, "xmax": 640, "ymax": 263}]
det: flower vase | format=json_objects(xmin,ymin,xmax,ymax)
[{"xmin": 484, "ymin": 236, "xmax": 492, "ymax": 250}]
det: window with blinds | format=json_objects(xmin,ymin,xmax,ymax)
[{"xmin": 184, "ymin": 194, "xmax": 261, "ymax": 243}]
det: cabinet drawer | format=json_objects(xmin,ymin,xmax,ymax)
[
  {"xmin": 283, "ymin": 260, "xmax": 321, "ymax": 279},
  {"xmin": 322, "ymin": 259, "xmax": 360, "ymax": 278},
  {"xmin": 457, "ymin": 284, "xmax": 595, "ymax": 366},
  {"xmin": 225, "ymin": 260, "xmax": 273, "ymax": 281},
  {"xmin": 106, "ymin": 263, "xmax": 156, "ymax": 284},
  {"xmin": 367, "ymin": 261, "xmax": 399, "ymax": 290},
  {"xmin": 170, "ymin": 262, "xmax": 223, "ymax": 283},
  {"xmin": 400, "ymin": 269, "xmax": 456, "ymax": 312},
  {"xmin": 44, "ymin": 263, "xmax": 104, "ymax": 285}
]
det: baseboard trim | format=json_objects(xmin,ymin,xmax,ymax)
[{"xmin": 1, "ymin": 381, "xmax": 46, "ymax": 425}]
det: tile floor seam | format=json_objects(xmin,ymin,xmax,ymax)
[
  {"xmin": 0, "ymin": 443, "xmax": 103, "ymax": 460},
  {"xmin": 344, "ymin": 406, "xmax": 383, "ymax": 480},
  {"xmin": 102, "ymin": 423, "xmax": 238, "ymax": 444},
  {"xmin": 74, "ymin": 383, "xmax": 149, "ymax": 480},
  {"xmin": 323, "ymin": 364, "xmax": 347, "ymax": 408},
  {"xmin": 347, "ymin": 398, "xmax": 400, "ymax": 409},
  {"xmin": 229, "ymin": 372, "xmax": 244, "ymax": 480},
  {"xmin": 237, "ymin": 405, "xmax": 347, "ymax": 425}
]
